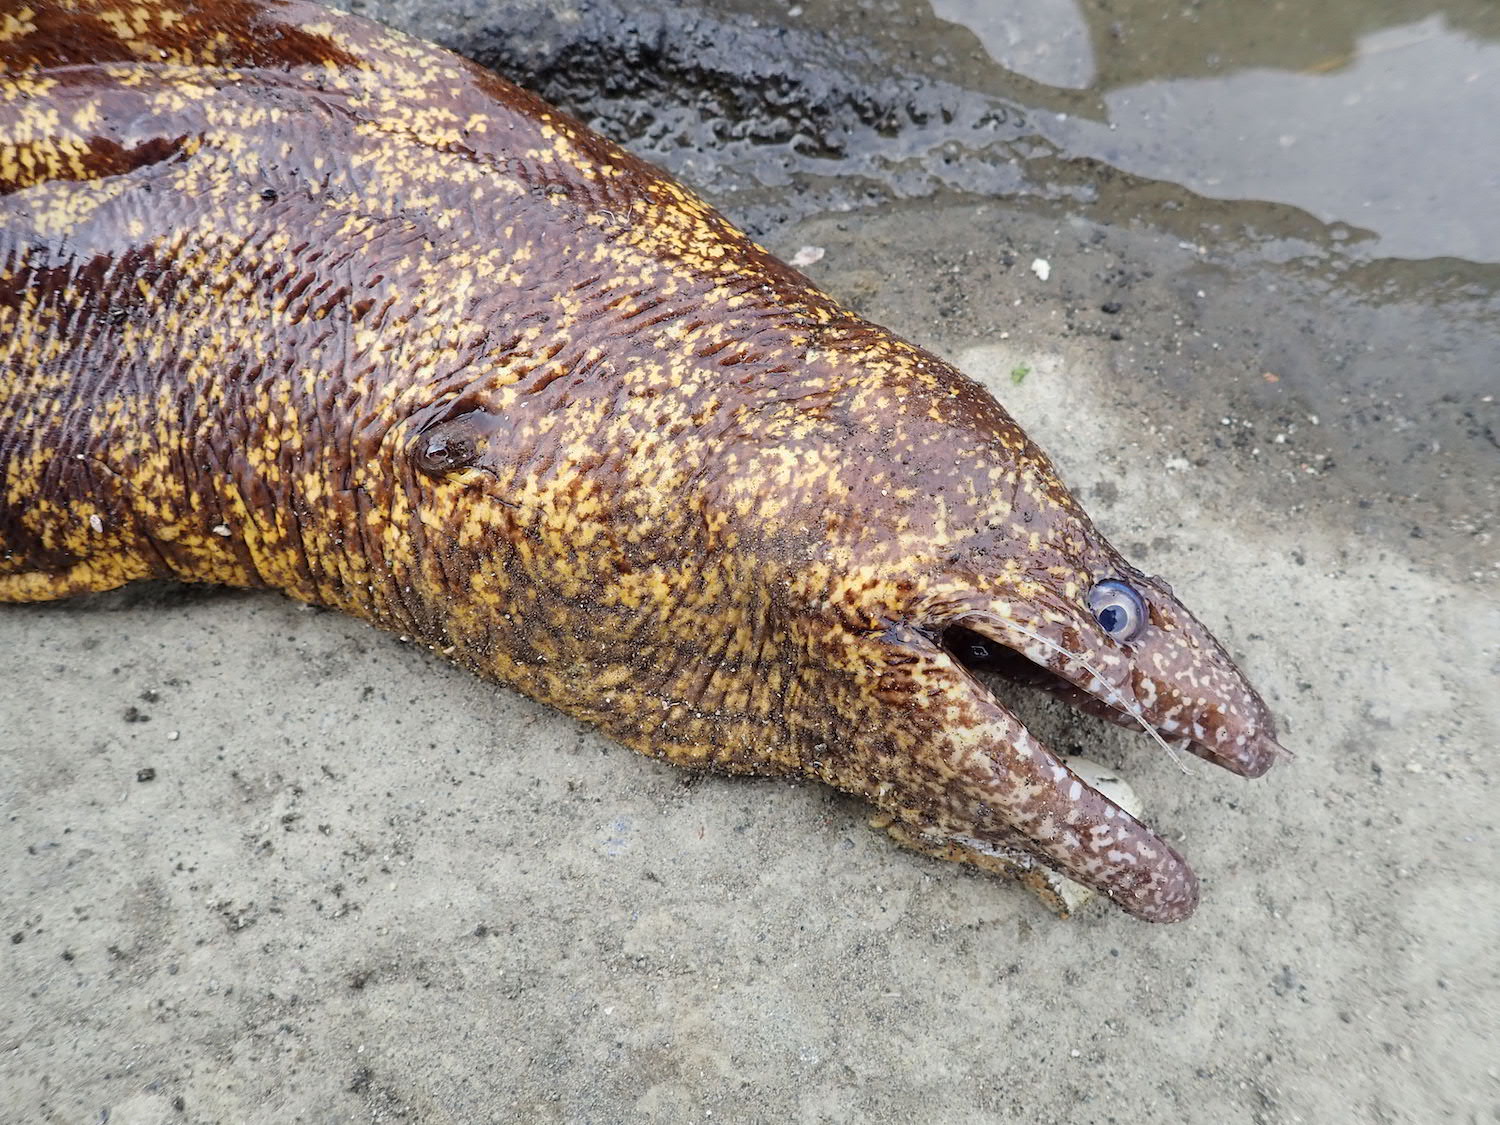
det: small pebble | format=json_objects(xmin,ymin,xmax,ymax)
[{"xmin": 790, "ymin": 245, "xmax": 825, "ymax": 268}]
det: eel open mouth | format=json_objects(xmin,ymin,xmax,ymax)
[{"xmin": 922, "ymin": 621, "xmax": 1284, "ymax": 922}]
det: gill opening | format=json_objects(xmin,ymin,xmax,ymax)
[{"xmin": 962, "ymin": 610, "xmax": 1197, "ymax": 777}]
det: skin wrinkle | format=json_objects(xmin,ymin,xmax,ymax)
[{"xmin": 0, "ymin": 0, "xmax": 1283, "ymax": 923}]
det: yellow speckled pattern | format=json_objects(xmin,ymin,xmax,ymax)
[{"xmin": 0, "ymin": 0, "xmax": 1282, "ymax": 921}]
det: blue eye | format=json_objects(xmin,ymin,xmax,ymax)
[{"xmin": 1088, "ymin": 580, "xmax": 1148, "ymax": 643}]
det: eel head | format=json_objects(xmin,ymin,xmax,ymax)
[
  {"xmin": 701, "ymin": 336, "xmax": 1284, "ymax": 923},
  {"xmin": 411, "ymin": 316, "xmax": 1286, "ymax": 923}
]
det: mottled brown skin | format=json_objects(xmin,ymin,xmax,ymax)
[{"xmin": 0, "ymin": 0, "xmax": 1283, "ymax": 922}]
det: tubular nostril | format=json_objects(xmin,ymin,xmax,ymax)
[{"xmin": 1244, "ymin": 733, "xmax": 1290, "ymax": 777}]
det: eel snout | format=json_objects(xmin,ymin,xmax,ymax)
[
  {"xmin": 860, "ymin": 572, "xmax": 1285, "ymax": 922},
  {"xmin": 949, "ymin": 596, "xmax": 1285, "ymax": 781}
]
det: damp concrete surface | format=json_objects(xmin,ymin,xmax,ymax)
[{"xmin": 2, "ymin": 1, "xmax": 1496, "ymax": 1122}]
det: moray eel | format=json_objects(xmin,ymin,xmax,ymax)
[{"xmin": 0, "ymin": 0, "xmax": 1284, "ymax": 922}]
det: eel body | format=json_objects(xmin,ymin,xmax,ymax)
[{"xmin": 0, "ymin": 0, "xmax": 1283, "ymax": 922}]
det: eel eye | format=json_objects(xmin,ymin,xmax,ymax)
[{"xmin": 1088, "ymin": 579, "xmax": 1148, "ymax": 643}]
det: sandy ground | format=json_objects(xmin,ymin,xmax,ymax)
[{"xmin": 3, "ymin": 3, "xmax": 1497, "ymax": 1124}]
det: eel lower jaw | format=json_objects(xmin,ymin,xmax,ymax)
[
  {"xmin": 932, "ymin": 626, "xmax": 1200, "ymax": 922},
  {"xmin": 934, "ymin": 616, "xmax": 1278, "ymax": 919}
]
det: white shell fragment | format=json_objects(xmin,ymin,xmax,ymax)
[{"xmin": 1029, "ymin": 257, "xmax": 1051, "ymax": 281}]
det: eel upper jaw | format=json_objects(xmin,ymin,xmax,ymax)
[{"xmin": 942, "ymin": 619, "xmax": 1286, "ymax": 780}]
